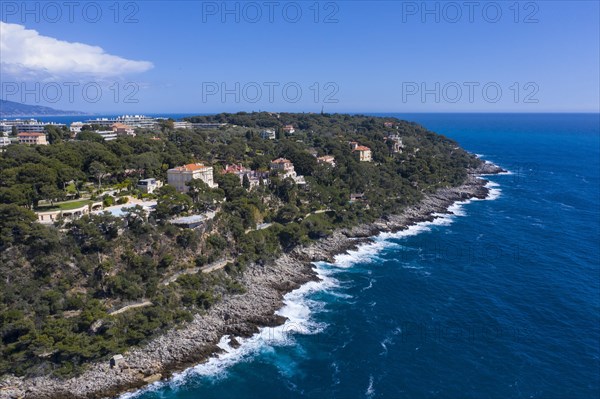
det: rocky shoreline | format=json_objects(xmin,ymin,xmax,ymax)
[{"xmin": 0, "ymin": 163, "xmax": 503, "ymax": 399}]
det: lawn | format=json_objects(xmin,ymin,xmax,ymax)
[{"xmin": 36, "ymin": 200, "xmax": 93, "ymax": 212}]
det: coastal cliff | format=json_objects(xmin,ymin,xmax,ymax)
[{"xmin": 0, "ymin": 163, "xmax": 503, "ymax": 399}]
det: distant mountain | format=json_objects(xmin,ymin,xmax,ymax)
[{"xmin": 0, "ymin": 100, "xmax": 89, "ymax": 117}]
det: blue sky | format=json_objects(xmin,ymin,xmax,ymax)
[{"xmin": 1, "ymin": 1, "xmax": 599, "ymax": 113}]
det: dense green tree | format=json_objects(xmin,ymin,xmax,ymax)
[
  {"xmin": 186, "ymin": 179, "xmax": 222, "ymax": 212},
  {"xmin": 155, "ymin": 185, "xmax": 193, "ymax": 218},
  {"xmin": 0, "ymin": 204, "xmax": 37, "ymax": 248},
  {"xmin": 274, "ymin": 204, "xmax": 299, "ymax": 224},
  {"xmin": 277, "ymin": 223, "xmax": 305, "ymax": 250},
  {"xmin": 242, "ymin": 174, "xmax": 251, "ymax": 190},
  {"xmin": 0, "ymin": 187, "xmax": 29, "ymax": 206},
  {"xmin": 39, "ymin": 184, "xmax": 65, "ymax": 205},
  {"xmin": 158, "ymin": 119, "xmax": 175, "ymax": 132},
  {"xmin": 88, "ymin": 161, "xmax": 107, "ymax": 188},
  {"xmin": 44, "ymin": 125, "xmax": 69, "ymax": 144},
  {"xmin": 215, "ymin": 173, "xmax": 245, "ymax": 201},
  {"xmin": 67, "ymin": 214, "xmax": 120, "ymax": 253},
  {"xmin": 76, "ymin": 131, "xmax": 103, "ymax": 142}
]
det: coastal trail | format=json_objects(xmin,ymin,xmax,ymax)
[
  {"xmin": 160, "ymin": 258, "xmax": 233, "ymax": 286},
  {"xmin": 108, "ymin": 300, "xmax": 153, "ymax": 316}
]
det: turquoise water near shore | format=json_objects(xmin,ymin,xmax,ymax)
[{"xmin": 119, "ymin": 113, "xmax": 597, "ymax": 398}]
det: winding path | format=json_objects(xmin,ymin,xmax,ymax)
[
  {"xmin": 160, "ymin": 258, "xmax": 233, "ymax": 286},
  {"xmin": 108, "ymin": 301, "xmax": 153, "ymax": 316}
]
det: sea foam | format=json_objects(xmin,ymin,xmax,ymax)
[
  {"xmin": 120, "ymin": 264, "xmax": 338, "ymax": 398},
  {"xmin": 334, "ymin": 176, "xmax": 502, "ymax": 269},
  {"xmin": 484, "ymin": 181, "xmax": 502, "ymax": 201}
]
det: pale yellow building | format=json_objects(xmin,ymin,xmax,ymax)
[
  {"xmin": 18, "ymin": 133, "xmax": 48, "ymax": 145},
  {"xmin": 111, "ymin": 123, "xmax": 136, "ymax": 137},
  {"xmin": 167, "ymin": 163, "xmax": 217, "ymax": 192},
  {"xmin": 353, "ymin": 145, "xmax": 372, "ymax": 162}
]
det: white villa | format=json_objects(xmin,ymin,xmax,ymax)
[
  {"xmin": 270, "ymin": 158, "xmax": 296, "ymax": 179},
  {"xmin": 317, "ymin": 155, "xmax": 336, "ymax": 167},
  {"xmin": 137, "ymin": 178, "xmax": 163, "ymax": 194},
  {"xmin": 386, "ymin": 134, "xmax": 404, "ymax": 154},
  {"xmin": 70, "ymin": 122, "xmax": 84, "ymax": 134},
  {"xmin": 260, "ymin": 129, "xmax": 276, "ymax": 139},
  {"xmin": 270, "ymin": 158, "xmax": 306, "ymax": 185},
  {"xmin": 349, "ymin": 141, "xmax": 372, "ymax": 162},
  {"xmin": 167, "ymin": 163, "xmax": 217, "ymax": 193},
  {"xmin": 96, "ymin": 131, "xmax": 118, "ymax": 141},
  {"xmin": 223, "ymin": 164, "xmax": 268, "ymax": 189},
  {"xmin": 37, "ymin": 201, "xmax": 104, "ymax": 224},
  {"xmin": 173, "ymin": 121, "xmax": 193, "ymax": 129}
]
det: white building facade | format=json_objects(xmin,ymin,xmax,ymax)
[{"xmin": 167, "ymin": 163, "xmax": 217, "ymax": 192}]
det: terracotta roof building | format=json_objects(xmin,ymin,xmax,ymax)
[
  {"xmin": 317, "ymin": 155, "xmax": 336, "ymax": 167},
  {"xmin": 353, "ymin": 145, "xmax": 372, "ymax": 162},
  {"xmin": 223, "ymin": 164, "xmax": 268, "ymax": 189},
  {"xmin": 167, "ymin": 163, "xmax": 217, "ymax": 192},
  {"xmin": 111, "ymin": 123, "xmax": 136, "ymax": 137}
]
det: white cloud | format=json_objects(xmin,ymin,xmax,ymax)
[{"xmin": 0, "ymin": 22, "xmax": 153, "ymax": 80}]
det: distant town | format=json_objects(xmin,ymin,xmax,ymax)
[{"xmin": 0, "ymin": 115, "xmax": 228, "ymax": 145}]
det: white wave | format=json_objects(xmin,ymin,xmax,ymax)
[
  {"xmin": 484, "ymin": 181, "xmax": 501, "ymax": 201},
  {"xmin": 377, "ymin": 222, "xmax": 433, "ymax": 241},
  {"xmin": 380, "ymin": 341, "xmax": 388, "ymax": 355},
  {"xmin": 462, "ymin": 179, "xmax": 501, "ymax": 203},
  {"xmin": 326, "ymin": 291, "xmax": 353, "ymax": 299},
  {"xmin": 326, "ymin": 174, "xmax": 503, "ymax": 276},
  {"xmin": 361, "ymin": 279, "xmax": 374, "ymax": 292},
  {"xmin": 447, "ymin": 202, "xmax": 467, "ymax": 217},
  {"xmin": 276, "ymin": 271, "xmax": 337, "ymax": 331},
  {"xmin": 332, "ymin": 240, "xmax": 395, "ymax": 268},
  {"xmin": 401, "ymin": 264, "xmax": 424, "ymax": 270},
  {"xmin": 431, "ymin": 212, "xmax": 455, "ymax": 225},
  {"xmin": 119, "ymin": 386, "xmax": 159, "ymax": 399},
  {"xmin": 332, "ymin": 177, "xmax": 503, "ymax": 271},
  {"xmin": 119, "ymin": 264, "xmax": 337, "ymax": 398},
  {"xmin": 366, "ymin": 375, "xmax": 375, "ymax": 398},
  {"xmin": 379, "ymin": 337, "xmax": 391, "ymax": 356},
  {"xmin": 379, "ymin": 326, "xmax": 402, "ymax": 356},
  {"xmin": 174, "ymin": 271, "xmax": 334, "ymax": 382},
  {"xmin": 331, "ymin": 361, "xmax": 341, "ymax": 386},
  {"xmin": 378, "ymin": 209, "xmax": 460, "ymax": 242},
  {"xmin": 476, "ymin": 158, "xmax": 511, "ymax": 176}
]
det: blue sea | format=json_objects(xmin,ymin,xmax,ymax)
[{"xmin": 114, "ymin": 113, "xmax": 597, "ymax": 398}]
